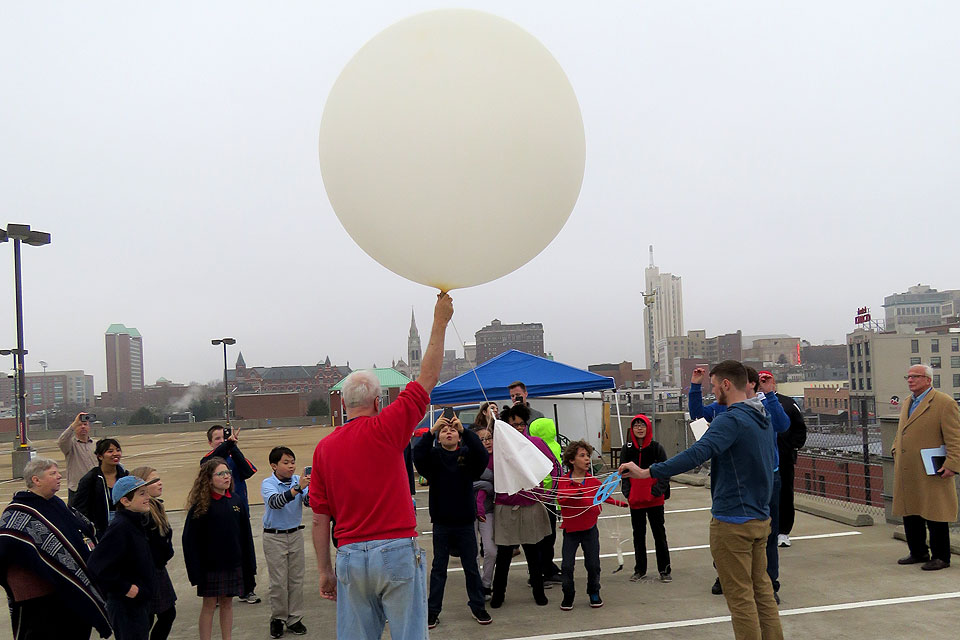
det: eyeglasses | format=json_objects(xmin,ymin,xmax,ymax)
[
  {"xmin": 214, "ymin": 471, "xmax": 232, "ymax": 478},
  {"xmin": 904, "ymin": 375, "xmax": 930, "ymax": 380},
  {"xmin": 479, "ymin": 436, "xmax": 493, "ymax": 442}
]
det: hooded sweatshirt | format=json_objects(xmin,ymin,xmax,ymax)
[
  {"xmin": 619, "ymin": 414, "xmax": 670, "ymax": 509},
  {"xmin": 650, "ymin": 402, "xmax": 776, "ymax": 524},
  {"xmin": 529, "ymin": 418, "xmax": 562, "ymax": 489},
  {"xmin": 689, "ymin": 385, "xmax": 790, "ymax": 470}
]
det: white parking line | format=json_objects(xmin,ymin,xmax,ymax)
[
  {"xmin": 498, "ymin": 590, "xmax": 960, "ymax": 640},
  {"xmin": 421, "ymin": 506, "xmax": 713, "ymax": 532},
  {"xmin": 444, "ymin": 531, "xmax": 860, "ymax": 570}
]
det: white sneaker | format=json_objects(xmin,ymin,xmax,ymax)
[{"xmin": 778, "ymin": 534, "xmax": 791, "ymax": 548}]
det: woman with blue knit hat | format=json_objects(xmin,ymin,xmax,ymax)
[{"xmin": 88, "ymin": 474, "xmax": 161, "ymax": 640}]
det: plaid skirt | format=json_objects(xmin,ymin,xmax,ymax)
[
  {"xmin": 196, "ymin": 566, "xmax": 244, "ymax": 598},
  {"xmin": 150, "ymin": 567, "xmax": 177, "ymax": 613}
]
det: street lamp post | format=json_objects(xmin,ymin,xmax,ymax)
[
  {"xmin": 211, "ymin": 338, "xmax": 236, "ymax": 426},
  {"xmin": 39, "ymin": 360, "xmax": 48, "ymax": 431},
  {"xmin": 2, "ymin": 223, "xmax": 52, "ymax": 479}
]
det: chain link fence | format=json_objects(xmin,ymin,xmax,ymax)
[{"xmin": 795, "ymin": 422, "xmax": 884, "ymax": 516}]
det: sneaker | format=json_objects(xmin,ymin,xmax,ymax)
[
  {"xmin": 472, "ymin": 608, "xmax": 492, "ymax": 625},
  {"xmin": 711, "ymin": 577, "xmax": 723, "ymax": 595},
  {"xmin": 490, "ymin": 593, "xmax": 504, "ymax": 609},
  {"xmin": 629, "ymin": 572, "xmax": 645, "ymax": 582},
  {"xmin": 589, "ymin": 593, "xmax": 603, "ymax": 608},
  {"xmin": 778, "ymin": 534, "xmax": 791, "ymax": 548},
  {"xmin": 483, "ymin": 586, "xmax": 492, "ymax": 601},
  {"xmin": 286, "ymin": 621, "xmax": 307, "ymax": 636},
  {"xmin": 270, "ymin": 619, "xmax": 284, "ymax": 639},
  {"xmin": 240, "ymin": 591, "xmax": 261, "ymax": 604},
  {"xmin": 427, "ymin": 612, "xmax": 440, "ymax": 629},
  {"xmin": 533, "ymin": 591, "xmax": 549, "ymax": 606},
  {"xmin": 560, "ymin": 593, "xmax": 574, "ymax": 611},
  {"xmin": 659, "ymin": 572, "xmax": 672, "ymax": 583},
  {"xmin": 543, "ymin": 572, "xmax": 563, "ymax": 585}
]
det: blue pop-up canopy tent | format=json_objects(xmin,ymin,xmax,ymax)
[{"xmin": 430, "ymin": 349, "xmax": 615, "ymax": 405}]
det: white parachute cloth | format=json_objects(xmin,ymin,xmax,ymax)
[{"xmin": 492, "ymin": 419, "xmax": 554, "ymax": 496}]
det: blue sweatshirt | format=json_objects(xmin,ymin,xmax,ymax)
[
  {"xmin": 651, "ymin": 402, "xmax": 776, "ymax": 524},
  {"xmin": 689, "ymin": 383, "xmax": 790, "ymax": 469}
]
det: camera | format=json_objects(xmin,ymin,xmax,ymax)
[
  {"xmin": 80, "ymin": 413, "xmax": 96, "ymax": 423},
  {"xmin": 222, "ymin": 426, "xmax": 232, "ymax": 440},
  {"xmin": 442, "ymin": 407, "xmax": 455, "ymax": 420}
]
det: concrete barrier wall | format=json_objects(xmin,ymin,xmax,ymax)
[{"xmin": 11, "ymin": 416, "xmax": 330, "ymax": 441}]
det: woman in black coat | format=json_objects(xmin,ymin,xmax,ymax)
[{"xmin": 73, "ymin": 438, "xmax": 128, "ymax": 539}]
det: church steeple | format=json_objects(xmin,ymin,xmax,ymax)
[
  {"xmin": 236, "ymin": 352, "xmax": 246, "ymax": 369},
  {"xmin": 408, "ymin": 307, "xmax": 422, "ymax": 378}
]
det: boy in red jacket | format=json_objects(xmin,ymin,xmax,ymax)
[
  {"xmin": 556, "ymin": 440, "xmax": 627, "ymax": 611},
  {"xmin": 620, "ymin": 414, "xmax": 672, "ymax": 583}
]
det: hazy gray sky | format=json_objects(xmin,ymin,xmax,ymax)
[{"xmin": 2, "ymin": 2, "xmax": 957, "ymax": 392}]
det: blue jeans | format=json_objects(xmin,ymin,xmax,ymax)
[
  {"xmin": 561, "ymin": 526, "xmax": 601, "ymax": 596},
  {"xmin": 428, "ymin": 523, "xmax": 486, "ymax": 616},
  {"xmin": 766, "ymin": 470, "xmax": 781, "ymax": 591},
  {"xmin": 336, "ymin": 537, "xmax": 427, "ymax": 640}
]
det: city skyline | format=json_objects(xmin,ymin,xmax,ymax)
[{"xmin": 1, "ymin": 3, "xmax": 956, "ymax": 392}]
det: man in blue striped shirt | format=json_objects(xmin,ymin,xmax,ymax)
[{"xmin": 262, "ymin": 446, "xmax": 311, "ymax": 638}]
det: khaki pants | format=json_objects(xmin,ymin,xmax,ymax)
[
  {"xmin": 710, "ymin": 517, "xmax": 783, "ymax": 640},
  {"xmin": 263, "ymin": 529, "xmax": 305, "ymax": 625}
]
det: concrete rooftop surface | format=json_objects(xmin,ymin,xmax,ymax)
[{"xmin": 0, "ymin": 425, "xmax": 957, "ymax": 639}]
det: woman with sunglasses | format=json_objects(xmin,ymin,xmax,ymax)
[{"xmin": 183, "ymin": 458, "xmax": 256, "ymax": 640}]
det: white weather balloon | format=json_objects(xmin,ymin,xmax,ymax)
[{"xmin": 319, "ymin": 9, "xmax": 585, "ymax": 291}]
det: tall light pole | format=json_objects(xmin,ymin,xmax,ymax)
[
  {"xmin": 644, "ymin": 288, "xmax": 658, "ymax": 427},
  {"xmin": 211, "ymin": 338, "xmax": 236, "ymax": 426},
  {"xmin": 2, "ymin": 223, "xmax": 51, "ymax": 478},
  {"xmin": 38, "ymin": 360, "xmax": 48, "ymax": 431}
]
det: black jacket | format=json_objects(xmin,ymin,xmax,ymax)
[
  {"xmin": 775, "ymin": 393, "xmax": 807, "ymax": 466},
  {"xmin": 619, "ymin": 438, "xmax": 670, "ymax": 501},
  {"xmin": 88, "ymin": 508, "xmax": 157, "ymax": 603},
  {"xmin": 73, "ymin": 464, "xmax": 129, "ymax": 539},
  {"xmin": 182, "ymin": 492, "xmax": 256, "ymax": 593},
  {"xmin": 413, "ymin": 428, "xmax": 489, "ymax": 526},
  {"xmin": 144, "ymin": 499, "xmax": 174, "ymax": 570}
]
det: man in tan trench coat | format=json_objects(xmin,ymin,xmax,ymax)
[{"xmin": 892, "ymin": 363, "xmax": 960, "ymax": 570}]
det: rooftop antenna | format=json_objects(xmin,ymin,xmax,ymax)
[{"xmin": 649, "ymin": 244, "xmax": 655, "ymax": 267}]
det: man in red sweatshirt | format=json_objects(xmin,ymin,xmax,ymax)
[
  {"xmin": 310, "ymin": 293, "xmax": 453, "ymax": 640},
  {"xmin": 556, "ymin": 440, "xmax": 627, "ymax": 611}
]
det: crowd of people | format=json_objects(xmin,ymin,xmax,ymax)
[
  {"xmin": 0, "ymin": 417, "xmax": 312, "ymax": 640},
  {"xmin": 1, "ymin": 293, "xmax": 958, "ymax": 640}
]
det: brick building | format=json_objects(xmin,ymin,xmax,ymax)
[
  {"xmin": 228, "ymin": 353, "xmax": 350, "ymax": 396},
  {"xmin": 0, "ymin": 369, "xmax": 94, "ymax": 413},
  {"xmin": 804, "ymin": 383, "xmax": 850, "ymax": 423},
  {"xmin": 587, "ymin": 361, "xmax": 650, "ymax": 389},
  {"xmin": 475, "ymin": 319, "xmax": 544, "ymax": 364},
  {"xmin": 234, "ymin": 392, "xmax": 307, "ymax": 419}
]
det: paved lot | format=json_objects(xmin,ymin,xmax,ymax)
[{"xmin": 1, "ymin": 426, "xmax": 959, "ymax": 639}]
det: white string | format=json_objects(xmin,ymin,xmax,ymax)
[{"xmin": 449, "ymin": 318, "xmax": 488, "ymax": 405}]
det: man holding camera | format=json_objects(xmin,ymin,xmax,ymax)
[
  {"xmin": 508, "ymin": 381, "xmax": 544, "ymax": 420},
  {"xmin": 58, "ymin": 412, "xmax": 98, "ymax": 506}
]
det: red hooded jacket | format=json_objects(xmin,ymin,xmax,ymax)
[{"xmin": 619, "ymin": 414, "xmax": 669, "ymax": 509}]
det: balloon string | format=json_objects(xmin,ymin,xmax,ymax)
[{"xmin": 450, "ymin": 318, "xmax": 488, "ymax": 405}]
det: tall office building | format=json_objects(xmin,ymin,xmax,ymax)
[
  {"xmin": 105, "ymin": 324, "xmax": 144, "ymax": 394},
  {"xmin": 644, "ymin": 246, "xmax": 684, "ymax": 369}
]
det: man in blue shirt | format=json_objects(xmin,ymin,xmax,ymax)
[
  {"xmin": 262, "ymin": 446, "xmax": 310, "ymax": 638},
  {"xmin": 622, "ymin": 360, "xmax": 783, "ymax": 640}
]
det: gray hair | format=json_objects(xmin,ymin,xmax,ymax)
[
  {"xmin": 341, "ymin": 370, "xmax": 382, "ymax": 409},
  {"xmin": 919, "ymin": 364, "xmax": 935, "ymax": 379},
  {"xmin": 23, "ymin": 458, "xmax": 58, "ymax": 489}
]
